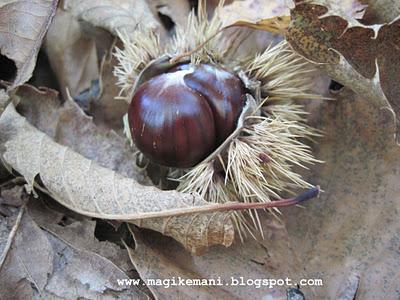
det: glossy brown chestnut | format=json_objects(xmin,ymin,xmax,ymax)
[{"xmin": 128, "ymin": 63, "xmax": 246, "ymax": 168}]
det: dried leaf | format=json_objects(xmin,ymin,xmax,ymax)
[
  {"xmin": 217, "ymin": 0, "xmax": 291, "ymax": 25},
  {"xmin": 89, "ymin": 45, "xmax": 128, "ymax": 132},
  {"xmin": 147, "ymin": 0, "xmax": 191, "ymax": 29},
  {"xmin": 27, "ymin": 199, "xmax": 133, "ymax": 274},
  {"xmin": 362, "ymin": 0, "xmax": 400, "ymax": 24},
  {"xmin": 0, "ymin": 0, "xmax": 58, "ymax": 87},
  {"xmin": 283, "ymin": 89, "xmax": 400, "ymax": 298},
  {"xmin": 13, "ymin": 85, "xmax": 144, "ymax": 180},
  {"xmin": 44, "ymin": 9, "xmax": 99, "ymax": 98},
  {"xmin": 215, "ymin": 0, "xmax": 289, "ymax": 60},
  {"xmin": 0, "ymin": 86, "xmax": 235, "ymax": 253},
  {"xmin": 0, "ymin": 185, "xmax": 150, "ymax": 298},
  {"xmin": 64, "ymin": 0, "xmax": 160, "ymax": 37},
  {"xmin": 286, "ymin": 0, "xmax": 400, "ymax": 142},
  {"xmin": 126, "ymin": 216, "xmax": 306, "ymax": 299},
  {"xmin": 226, "ymin": 16, "xmax": 290, "ymax": 34},
  {"xmin": 0, "ymin": 206, "xmax": 53, "ymax": 299},
  {"xmin": 43, "ymin": 231, "xmax": 148, "ymax": 299}
]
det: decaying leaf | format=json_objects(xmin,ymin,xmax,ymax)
[
  {"xmin": 126, "ymin": 216, "xmax": 307, "ymax": 299},
  {"xmin": 217, "ymin": 0, "xmax": 290, "ymax": 25},
  {"xmin": 63, "ymin": 0, "xmax": 160, "ymax": 37},
  {"xmin": 147, "ymin": 0, "xmax": 191, "ymax": 30},
  {"xmin": 27, "ymin": 199, "xmax": 133, "ymax": 275},
  {"xmin": 282, "ymin": 89, "xmax": 400, "ymax": 298},
  {"xmin": 218, "ymin": 0, "xmax": 291, "ymax": 34},
  {"xmin": 89, "ymin": 45, "xmax": 129, "ymax": 132},
  {"xmin": 210, "ymin": 0, "xmax": 290, "ymax": 60},
  {"xmin": 0, "ymin": 207, "xmax": 53, "ymax": 299},
  {"xmin": 0, "ymin": 0, "xmax": 58, "ymax": 87},
  {"xmin": 0, "ymin": 85, "xmax": 235, "ymax": 254},
  {"xmin": 44, "ymin": 8, "xmax": 99, "ymax": 98},
  {"xmin": 286, "ymin": 0, "xmax": 400, "ymax": 143},
  {"xmin": 0, "ymin": 205, "xmax": 149, "ymax": 298},
  {"xmin": 362, "ymin": 0, "xmax": 400, "ymax": 24}
]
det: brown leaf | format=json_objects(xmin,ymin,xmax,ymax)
[
  {"xmin": 219, "ymin": 0, "xmax": 291, "ymax": 34},
  {"xmin": 27, "ymin": 198, "xmax": 148, "ymax": 288},
  {"xmin": 44, "ymin": 9, "xmax": 99, "ymax": 98},
  {"xmin": 0, "ymin": 0, "xmax": 58, "ymax": 88},
  {"xmin": 64, "ymin": 0, "xmax": 160, "ymax": 37},
  {"xmin": 286, "ymin": 0, "xmax": 400, "ymax": 142},
  {"xmin": 226, "ymin": 16, "xmax": 290, "ymax": 34},
  {"xmin": 360, "ymin": 0, "xmax": 399, "ymax": 24},
  {"xmin": 0, "ymin": 185, "xmax": 150, "ymax": 298},
  {"xmin": 0, "ymin": 85, "xmax": 235, "ymax": 253},
  {"xmin": 283, "ymin": 89, "xmax": 400, "ymax": 298},
  {"xmin": 126, "ymin": 216, "xmax": 306, "ymax": 299},
  {"xmin": 147, "ymin": 0, "xmax": 191, "ymax": 29},
  {"xmin": 0, "ymin": 206, "xmax": 53, "ymax": 298},
  {"xmin": 43, "ymin": 230, "xmax": 149, "ymax": 299},
  {"xmin": 13, "ymin": 85, "xmax": 144, "ymax": 180},
  {"xmin": 217, "ymin": 0, "xmax": 290, "ymax": 25},
  {"xmin": 89, "ymin": 45, "xmax": 128, "ymax": 132},
  {"xmin": 215, "ymin": 0, "xmax": 288, "ymax": 60}
]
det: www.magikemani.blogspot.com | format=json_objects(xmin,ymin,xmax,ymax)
[{"xmin": 117, "ymin": 276, "xmax": 323, "ymax": 289}]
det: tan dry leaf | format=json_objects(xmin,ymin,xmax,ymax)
[
  {"xmin": 63, "ymin": 0, "xmax": 160, "ymax": 37},
  {"xmin": 147, "ymin": 0, "xmax": 191, "ymax": 29},
  {"xmin": 215, "ymin": 0, "xmax": 288, "ymax": 60},
  {"xmin": 0, "ymin": 97, "xmax": 234, "ymax": 253},
  {"xmin": 27, "ymin": 199, "xmax": 133, "ymax": 274},
  {"xmin": 286, "ymin": 0, "xmax": 400, "ymax": 142},
  {"xmin": 0, "ymin": 204, "xmax": 148, "ymax": 299},
  {"xmin": 13, "ymin": 85, "xmax": 144, "ymax": 180},
  {"xmin": 0, "ymin": 0, "xmax": 58, "ymax": 88},
  {"xmin": 126, "ymin": 215, "xmax": 306, "ymax": 299},
  {"xmin": 282, "ymin": 89, "xmax": 400, "ymax": 298},
  {"xmin": 26, "ymin": 198, "xmax": 153, "ymax": 298},
  {"xmin": 0, "ymin": 207, "xmax": 53, "ymax": 299},
  {"xmin": 89, "ymin": 44, "xmax": 128, "ymax": 132},
  {"xmin": 43, "ymin": 229, "xmax": 149, "ymax": 299},
  {"xmin": 44, "ymin": 8, "xmax": 99, "ymax": 98},
  {"xmin": 217, "ymin": 0, "xmax": 291, "ymax": 25}
]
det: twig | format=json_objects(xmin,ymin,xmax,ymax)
[{"xmin": 0, "ymin": 204, "xmax": 25, "ymax": 270}]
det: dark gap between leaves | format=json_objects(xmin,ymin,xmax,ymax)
[
  {"xmin": 157, "ymin": 11, "xmax": 175, "ymax": 32},
  {"xmin": 0, "ymin": 54, "xmax": 17, "ymax": 82},
  {"xmin": 329, "ymin": 80, "xmax": 344, "ymax": 92},
  {"xmin": 28, "ymin": 50, "xmax": 60, "ymax": 91},
  {"xmin": 94, "ymin": 220, "xmax": 135, "ymax": 249}
]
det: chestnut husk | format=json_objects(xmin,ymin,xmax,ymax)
[{"xmin": 115, "ymin": 10, "xmax": 323, "ymax": 236}]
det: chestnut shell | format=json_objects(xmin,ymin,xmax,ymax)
[{"xmin": 128, "ymin": 63, "xmax": 246, "ymax": 168}]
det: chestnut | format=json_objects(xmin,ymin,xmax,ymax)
[{"xmin": 128, "ymin": 63, "xmax": 246, "ymax": 168}]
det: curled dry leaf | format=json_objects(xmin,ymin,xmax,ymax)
[
  {"xmin": 362, "ymin": 0, "xmax": 400, "ymax": 24},
  {"xmin": 286, "ymin": 0, "xmax": 400, "ymax": 142},
  {"xmin": 44, "ymin": 8, "xmax": 99, "ymax": 98},
  {"xmin": 213, "ymin": 0, "xmax": 289, "ymax": 60},
  {"xmin": 217, "ymin": 0, "xmax": 291, "ymax": 25},
  {"xmin": 0, "ymin": 202, "xmax": 149, "ymax": 299},
  {"xmin": 146, "ymin": 0, "xmax": 191, "ymax": 29},
  {"xmin": 283, "ymin": 89, "xmax": 400, "ymax": 298},
  {"xmin": 0, "ymin": 207, "xmax": 53, "ymax": 299},
  {"xmin": 126, "ymin": 216, "xmax": 306, "ymax": 299},
  {"xmin": 27, "ymin": 197, "xmax": 154, "ymax": 297},
  {"xmin": 89, "ymin": 44, "xmax": 129, "ymax": 132},
  {"xmin": 0, "ymin": 85, "xmax": 235, "ymax": 254},
  {"xmin": 63, "ymin": 0, "xmax": 160, "ymax": 37},
  {"xmin": 13, "ymin": 85, "xmax": 144, "ymax": 180},
  {"xmin": 0, "ymin": 0, "xmax": 58, "ymax": 87}
]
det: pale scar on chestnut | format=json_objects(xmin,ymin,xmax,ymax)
[{"xmin": 128, "ymin": 63, "xmax": 247, "ymax": 168}]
